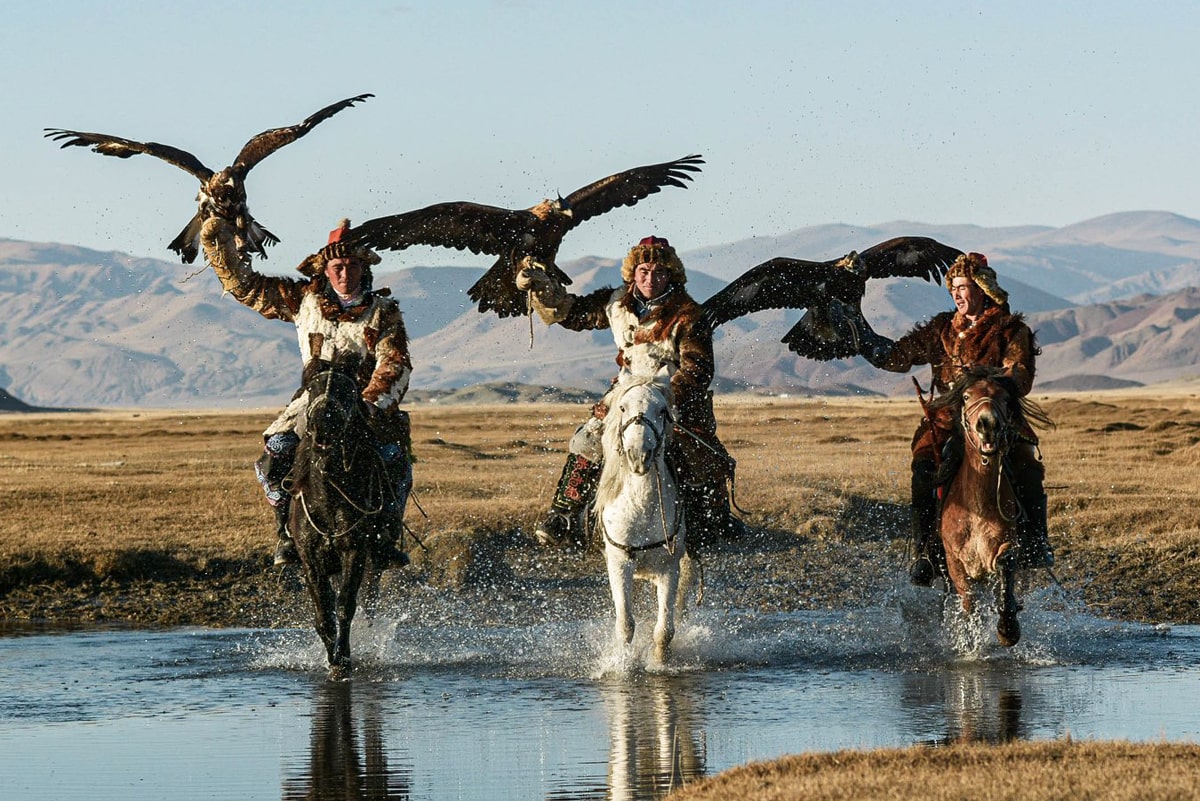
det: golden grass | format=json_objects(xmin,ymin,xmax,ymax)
[
  {"xmin": 1, "ymin": 390, "xmax": 1200, "ymax": 622},
  {"xmin": 666, "ymin": 739, "xmax": 1200, "ymax": 801}
]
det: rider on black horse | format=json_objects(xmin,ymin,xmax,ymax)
[
  {"xmin": 201, "ymin": 216, "xmax": 412, "ymax": 568},
  {"xmin": 861, "ymin": 252, "xmax": 1053, "ymax": 585}
]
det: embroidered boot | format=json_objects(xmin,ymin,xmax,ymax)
[{"xmin": 535, "ymin": 453, "xmax": 601, "ymax": 547}]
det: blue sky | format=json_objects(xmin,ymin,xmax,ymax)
[{"xmin": 4, "ymin": 1, "xmax": 1198, "ymax": 272}]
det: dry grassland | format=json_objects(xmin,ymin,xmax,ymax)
[
  {"xmin": 1, "ymin": 390, "xmax": 1199, "ymax": 625},
  {"xmin": 666, "ymin": 739, "xmax": 1200, "ymax": 801}
]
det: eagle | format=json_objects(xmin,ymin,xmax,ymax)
[
  {"xmin": 699, "ymin": 237, "xmax": 963, "ymax": 360},
  {"xmin": 344, "ymin": 154, "xmax": 704, "ymax": 317},
  {"xmin": 44, "ymin": 93, "xmax": 373, "ymax": 264}
]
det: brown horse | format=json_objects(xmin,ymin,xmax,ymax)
[
  {"xmin": 931, "ymin": 367, "xmax": 1051, "ymax": 647},
  {"xmin": 286, "ymin": 355, "xmax": 389, "ymax": 678}
]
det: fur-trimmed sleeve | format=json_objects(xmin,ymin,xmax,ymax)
[
  {"xmin": 1001, "ymin": 319, "xmax": 1037, "ymax": 397},
  {"xmin": 362, "ymin": 300, "xmax": 413, "ymax": 411},
  {"xmin": 876, "ymin": 314, "xmax": 950, "ymax": 374},
  {"xmin": 670, "ymin": 301, "xmax": 714, "ymax": 407},
  {"xmin": 558, "ymin": 287, "xmax": 619, "ymax": 332},
  {"xmin": 200, "ymin": 217, "xmax": 305, "ymax": 321}
]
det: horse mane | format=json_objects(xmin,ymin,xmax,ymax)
[
  {"xmin": 930, "ymin": 365, "xmax": 1055, "ymax": 431},
  {"xmin": 594, "ymin": 374, "xmax": 674, "ymax": 512}
]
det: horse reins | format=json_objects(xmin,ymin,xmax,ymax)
[
  {"xmin": 606, "ymin": 401, "xmax": 681, "ymax": 556},
  {"xmin": 960, "ymin": 391, "xmax": 1020, "ymax": 523}
]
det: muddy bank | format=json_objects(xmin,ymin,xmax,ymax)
[{"xmin": 0, "ymin": 520, "xmax": 1191, "ymax": 629}]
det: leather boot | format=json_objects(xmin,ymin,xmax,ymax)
[
  {"xmin": 1010, "ymin": 452, "xmax": 1053, "ymax": 569},
  {"xmin": 272, "ymin": 495, "xmax": 299, "ymax": 566},
  {"xmin": 535, "ymin": 453, "xmax": 600, "ymax": 546},
  {"xmin": 909, "ymin": 459, "xmax": 940, "ymax": 586}
]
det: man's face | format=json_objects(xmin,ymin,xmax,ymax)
[
  {"xmin": 633, "ymin": 261, "xmax": 671, "ymax": 299},
  {"xmin": 950, "ymin": 277, "xmax": 986, "ymax": 318},
  {"xmin": 325, "ymin": 257, "xmax": 363, "ymax": 297}
]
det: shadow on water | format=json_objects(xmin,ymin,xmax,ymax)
[{"xmin": 282, "ymin": 681, "xmax": 413, "ymax": 801}]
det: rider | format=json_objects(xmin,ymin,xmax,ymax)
[
  {"xmin": 862, "ymin": 252, "xmax": 1053, "ymax": 585},
  {"xmin": 200, "ymin": 215, "xmax": 412, "ymax": 568},
  {"xmin": 517, "ymin": 235, "xmax": 739, "ymax": 549}
]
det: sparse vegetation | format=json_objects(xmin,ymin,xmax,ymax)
[{"xmin": 2, "ymin": 391, "xmax": 1199, "ymax": 626}]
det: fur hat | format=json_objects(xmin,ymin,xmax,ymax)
[
  {"xmin": 297, "ymin": 219, "xmax": 382, "ymax": 277},
  {"xmin": 946, "ymin": 252, "xmax": 1008, "ymax": 307},
  {"xmin": 621, "ymin": 235, "xmax": 687, "ymax": 284}
]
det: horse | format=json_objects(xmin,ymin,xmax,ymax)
[
  {"xmin": 286, "ymin": 356, "xmax": 391, "ymax": 678},
  {"xmin": 593, "ymin": 370, "xmax": 693, "ymax": 663},
  {"xmin": 931, "ymin": 366, "xmax": 1051, "ymax": 647}
]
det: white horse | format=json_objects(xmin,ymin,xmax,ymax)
[{"xmin": 594, "ymin": 370, "xmax": 693, "ymax": 663}]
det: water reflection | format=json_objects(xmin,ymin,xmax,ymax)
[
  {"xmin": 282, "ymin": 682, "xmax": 412, "ymax": 801},
  {"xmin": 600, "ymin": 676, "xmax": 707, "ymax": 801},
  {"xmin": 903, "ymin": 666, "xmax": 1026, "ymax": 746}
]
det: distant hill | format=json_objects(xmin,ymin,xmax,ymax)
[{"xmin": 5, "ymin": 210, "xmax": 1200, "ymax": 408}]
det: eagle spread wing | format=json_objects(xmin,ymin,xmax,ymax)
[
  {"xmin": 345, "ymin": 153, "xmax": 705, "ymax": 318},
  {"xmin": 44, "ymin": 93, "xmax": 373, "ymax": 264},
  {"xmin": 231, "ymin": 93, "xmax": 374, "ymax": 174},
  {"xmin": 700, "ymin": 236, "xmax": 962, "ymax": 360},
  {"xmin": 43, "ymin": 129, "xmax": 213, "ymax": 179},
  {"xmin": 562, "ymin": 154, "xmax": 704, "ymax": 227}
]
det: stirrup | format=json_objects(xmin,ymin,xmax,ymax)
[
  {"xmin": 909, "ymin": 556, "xmax": 936, "ymax": 587},
  {"xmin": 273, "ymin": 537, "xmax": 299, "ymax": 567},
  {"xmin": 373, "ymin": 542, "xmax": 409, "ymax": 570},
  {"xmin": 534, "ymin": 511, "xmax": 572, "ymax": 546}
]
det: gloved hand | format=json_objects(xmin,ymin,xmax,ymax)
[
  {"xmin": 516, "ymin": 265, "xmax": 553, "ymax": 292},
  {"xmin": 859, "ymin": 330, "xmax": 896, "ymax": 368}
]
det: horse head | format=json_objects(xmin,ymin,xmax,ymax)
[
  {"xmin": 960, "ymin": 374, "xmax": 1015, "ymax": 461},
  {"xmin": 301, "ymin": 355, "xmax": 365, "ymax": 453},
  {"xmin": 605, "ymin": 368, "xmax": 675, "ymax": 476}
]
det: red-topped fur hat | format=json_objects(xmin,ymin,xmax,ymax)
[
  {"xmin": 946, "ymin": 251, "xmax": 1008, "ymax": 307},
  {"xmin": 297, "ymin": 218, "xmax": 382, "ymax": 277},
  {"xmin": 621, "ymin": 235, "xmax": 687, "ymax": 284}
]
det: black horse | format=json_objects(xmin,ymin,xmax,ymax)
[{"xmin": 286, "ymin": 355, "xmax": 394, "ymax": 678}]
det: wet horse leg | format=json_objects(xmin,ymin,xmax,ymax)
[
  {"xmin": 301, "ymin": 559, "xmax": 340, "ymax": 669},
  {"xmin": 330, "ymin": 554, "xmax": 367, "ymax": 677},
  {"xmin": 606, "ymin": 549, "xmax": 636, "ymax": 646},
  {"xmin": 996, "ymin": 559, "xmax": 1021, "ymax": 647},
  {"xmin": 652, "ymin": 564, "xmax": 680, "ymax": 663}
]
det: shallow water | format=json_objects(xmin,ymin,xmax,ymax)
[{"xmin": 2, "ymin": 589, "xmax": 1198, "ymax": 801}]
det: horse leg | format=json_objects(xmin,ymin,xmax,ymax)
[
  {"xmin": 675, "ymin": 552, "xmax": 697, "ymax": 621},
  {"xmin": 996, "ymin": 557, "xmax": 1022, "ymax": 647},
  {"xmin": 330, "ymin": 555, "xmax": 367, "ymax": 678},
  {"xmin": 606, "ymin": 549, "xmax": 636, "ymax": 646},
  {"xmin": 652, "ymin": 565, "xmax": 680, "ymax": 664},
  {"xmin": 301, "ymin": 560, "xmax": 340, "ymax": 670}
]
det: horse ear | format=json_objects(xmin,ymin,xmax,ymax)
[{"xmin": 654, "ymin": 362, "xmax": 675, "ymax": 383}]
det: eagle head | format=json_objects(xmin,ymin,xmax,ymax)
[
  {"xmin": 202, "ymin": 168, "xmax": 246, "ymax": 217},
  {"xmin": 834, "ymin": 251, "xmax": 865, "ymax": 275},
  {"xmin": 530, "ymin": 196, "xmax": 573, "ymax": 221}
]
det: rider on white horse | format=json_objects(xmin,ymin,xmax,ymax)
[
  {"xmin": 201, "ymin": 216, "xmax": 412, "ymax": 569},
  {"xmin": 518, "ymin": 235, "xmax": 738, "ymax": 549}
]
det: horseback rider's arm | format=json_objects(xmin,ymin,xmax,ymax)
[
  {"xmin": 361, "ymin": 303, "xmax": 414, "ymax": 412},
  {"xmin": 999, "ymin": 324, "xmax": 1036, "ymax": 396},
  {"xmin": 862, "ymin": 315, "xmax": 945, "ymax": 372},
  {"xmin": 200, "ymin": 217, "xmax": 305, "ymax": 322},
  {"xmin": 671, "ymin": 313, "xmax": 715, "ymax": 408}
]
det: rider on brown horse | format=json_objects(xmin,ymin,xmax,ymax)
[
  {"xmin": 518, "ymin": 235, "xmax": 739, "ymax": 549},
  {"xmin": 201, "ymin": 216, "xmax": 412, "ymax": 569},
  {"xmin": 862, "ymin": 252, "xmax": 1053, "ymax": 585}
]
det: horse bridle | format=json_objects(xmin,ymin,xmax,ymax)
[
  {"xmin": 960, "ymin": 391, "xmax": 1014, "ymax": 466},
  {"xmin": 959, "ymin": 387, "xmax": 1020, "ymax": 523},
  {"xmin": 605, "ymin": 400, "xmax": 681, "ymax": 555},
  {"xmin": 614, "ymin": 407, "xmax": 669, "ymax": 461}
]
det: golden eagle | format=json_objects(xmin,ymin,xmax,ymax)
[
  {"xmin": 345, "ymin": 154, "xmax": 704, "ymax": 317},
  {"xmin": 699, "ymin": 237, "xmax": 963, "ymax": 360},
  {"xmin": 44, "ymin": 93, "xmax": 373, "ymax": 264}
]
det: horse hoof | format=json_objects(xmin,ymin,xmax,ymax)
[{"xmin": 998, "ymin": 619, "xmax": 1021, "ymax": 648}]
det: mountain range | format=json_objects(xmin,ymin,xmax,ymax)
[{"xmin": 4, "ymin": 210, "xmax": 1200, "ymax": 409}]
